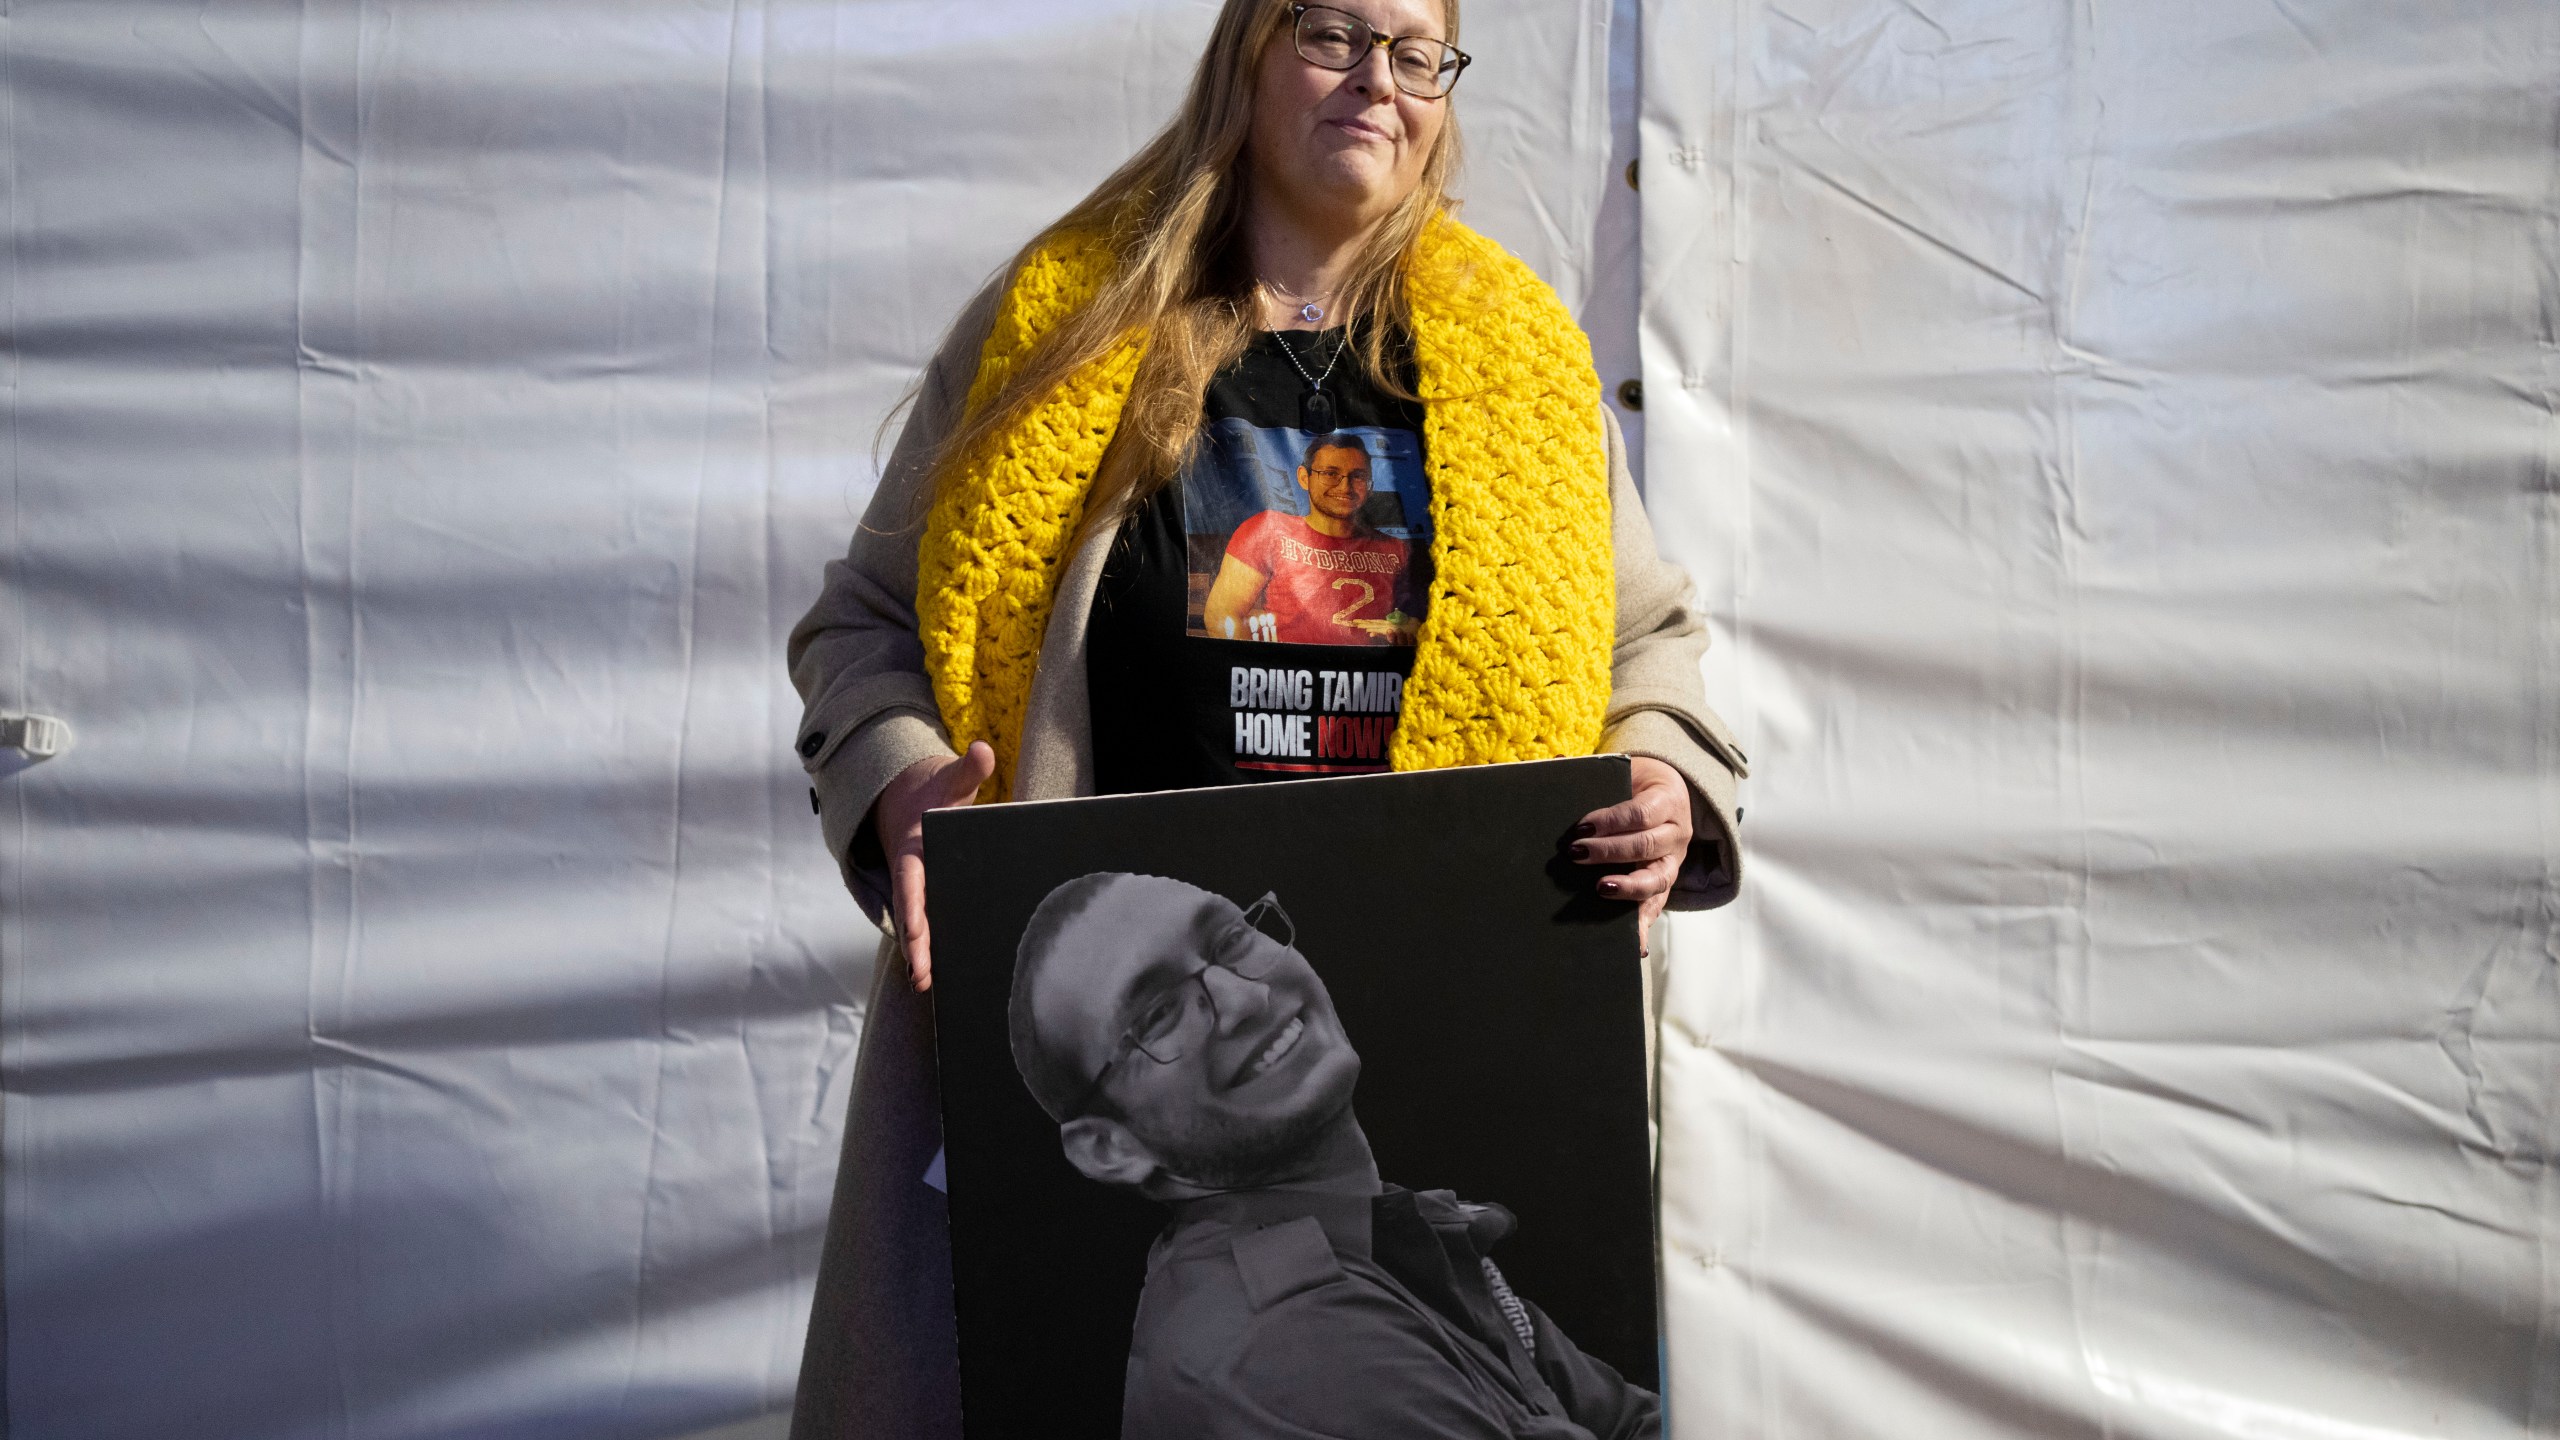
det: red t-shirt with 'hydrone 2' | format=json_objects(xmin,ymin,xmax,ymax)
[{"xmin": 1221, "ymin": 510, "xmax": 1412, "ymax": 646}]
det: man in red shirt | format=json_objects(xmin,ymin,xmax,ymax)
[{"xmin": 1201, "ymin": 434, "xmax": 1420, "ymax": 647}]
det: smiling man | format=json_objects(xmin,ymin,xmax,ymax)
[
  {"xmin": 1199, "ymin": 433, "xmax": 1422, "ymax": 648},
  {"xmin": 1008, "ymin": 872, "xmax": 1660, "ymax": 1440}
]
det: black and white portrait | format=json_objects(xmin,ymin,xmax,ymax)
[
  {"xmin": 1008, "ymin": 871, "xmax": 1661, "ymax": 1439},
  {"xmin": 916, "ymin": 757, "xmax": 1660, "ymax": 1440}
]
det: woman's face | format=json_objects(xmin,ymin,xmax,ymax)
[{"xmin": 1246, "ymin": 0, "xmax": 1451, "ymax": 234}]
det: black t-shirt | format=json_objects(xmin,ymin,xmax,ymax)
[{"xmin": 1088, "ymin": 328, "xmax": 1433, "ymax": 795}]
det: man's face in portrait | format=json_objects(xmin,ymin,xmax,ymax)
[
  {"xmin": 1298, "ymin": 442, "xmax": 1373, "ymax": 525},
  {"xmin": 1024, "ymin": 875, "xmax": 1361, "ymax": 1192}
]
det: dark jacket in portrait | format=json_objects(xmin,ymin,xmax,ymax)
[{"xmin": 1120, "ymin": 1183, "xmax": 1660, "ymax": 1440}]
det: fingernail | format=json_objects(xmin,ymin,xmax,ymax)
[
  {"xmin": 1571, "ymin": 842, "xmax": 1592, "ymax": 861},
  {"xmin": 1573, "ymin": 822, "xmax": 1596, "ymax": 838},
  {"xmin": 1599, "ymin": 876, "xmax": 1620, "ymax": 894}
]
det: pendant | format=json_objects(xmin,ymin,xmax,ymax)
[
  {"xmin": 1299, "ymin": 301, "xmax": 1324, "ymax": 324},
  {"xmin": 1301, "ymin": 388, "xmax": 1337, "ymax": 434}
]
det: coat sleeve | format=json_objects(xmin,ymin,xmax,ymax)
[
  {"xmin": 785, "ymin": 278, "xmax": 1006, "ymax": 921},
  {"xmin": 1595, "ymin": 404, "xmax": 1749, "ymax": 911}
]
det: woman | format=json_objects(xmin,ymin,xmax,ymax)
[{"xmin": 785, "ymin": 1, "xmax": 1746, "ymax": 1434}]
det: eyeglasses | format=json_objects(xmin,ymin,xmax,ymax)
[
  {"xmin": 1290, "ymin": 4, "xmax": 1470, "ymax": 100},
  {"xmin": 1072, "ymin": 893, "xmax": 1297, "ymax": 1112}
]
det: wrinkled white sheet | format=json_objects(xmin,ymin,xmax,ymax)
[
  {"xmin": 8, "ymin": 1, "xmax": 2551, "ymax": 1437},
  {"xmin": 1642, "ymin": 2, "xmax": 2560, "ymax": 1437},
  {"xmin": 0, "ymin": 2, "xmax": 1607, "ymax": 1436}
]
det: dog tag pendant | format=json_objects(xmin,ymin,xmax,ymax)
[{"xmin": 1300, "ymin": 388, "xmax": 1336, "ymax": 434}]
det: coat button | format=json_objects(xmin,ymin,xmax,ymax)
[
  {"xmin": 797, "ymin": 731, "xmax": 825, "ymax": 759},
  {"xmin": 809, "ymin": 787, "xmax": 822, "ymax": 815}
]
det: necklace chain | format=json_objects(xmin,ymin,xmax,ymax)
[{"xmin": 1274, "ymin": 327, "xmax": 1346, "ymax": 393}]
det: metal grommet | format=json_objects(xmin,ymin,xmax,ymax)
[{"xmin": 1616, "ymin": 379, "xmax": 1644, "ymax": 412}]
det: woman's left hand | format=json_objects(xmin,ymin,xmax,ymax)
[{"xmin": 1572, "ymin": 756, "xmax": 1694, "ymax": 955}]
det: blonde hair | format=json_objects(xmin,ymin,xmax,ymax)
[{"xmin": 921, "ymin": 0, "xmax": 1463, "ymax": 533}]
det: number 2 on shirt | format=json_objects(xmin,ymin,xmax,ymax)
[{"xmin": 1330, "ymin": 578, "xmax": 1376, "ymax": 630}]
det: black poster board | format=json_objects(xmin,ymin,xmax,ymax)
[{"xmin": 925, "ymin": 756, "xmax": 1659, "ymax": 1440}]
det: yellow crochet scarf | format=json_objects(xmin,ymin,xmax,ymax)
[{"xmin": 918, "ymin": 215, "xmax": 1613, "ymax": 801}]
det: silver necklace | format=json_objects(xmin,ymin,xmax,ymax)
[
  {"xmin": 1260, "ymin": 276, "xmax": 1333, "ymax": 325},
  {"xmin": 1273, "ymin": 327, "xmax": 1347, "ymax": 433}
]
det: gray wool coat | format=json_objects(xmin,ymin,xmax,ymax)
[{"xmin": 781, "ymin": 279, "xmax": 1748, "ymax": 1440}]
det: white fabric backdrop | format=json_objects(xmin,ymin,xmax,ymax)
[
  {"xmin": 0, "ymin": 3, "xmax": 1608, "ymax": 1436},
  {"xmin": 6, "ymin": 2, "xmax": 2554, "ymax": 1438},
  {"xmin": 1642, "ymin": 2, "xmax": 2559, "ymax": 1436}
]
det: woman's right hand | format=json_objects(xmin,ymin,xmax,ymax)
[{"xmin": 875, "ymin": 740, "xmax": 996, "ymax": 991}]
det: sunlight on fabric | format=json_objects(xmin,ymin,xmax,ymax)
[{"xmin": 2093, "ymin": 1367, "xmax": 2443, "ymax": 1440}]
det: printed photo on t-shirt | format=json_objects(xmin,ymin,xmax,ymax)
[{"xmin": 1180, "ymin": 419, "xmax": 1431, "ymax": 648}]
